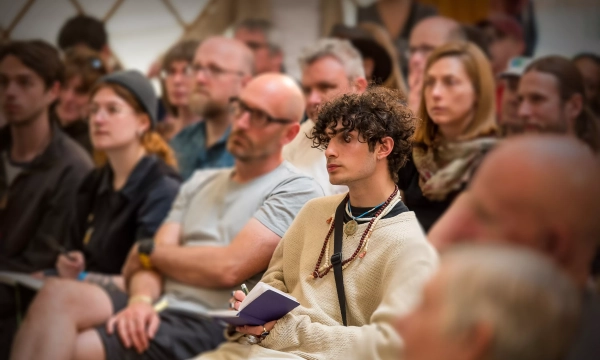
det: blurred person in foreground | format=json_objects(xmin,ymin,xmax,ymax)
[
  {"xmin": 283, "ymin": 38, "xmax": 367, "ymax": 195},
  {"xmin": 429, "ymin": 135, "xmax": 600, "ymax": 360},
  {"xmin": 54, "ymin": 46, "xmax": 108, "ymax": 154},
  {"xmin": 517, "ymin": 56, "xmax": 600, "ymax": 152},
  {"xmin": 10, "ymin": 73, "xmax": 322, "ymax": 360},
  {"xmin": 396, "ymin": 244, "xmax": 581, "ymax": 360},
  {"xmin": 156, "ymin": 40, "xmax": 201, "ymax": 141},
  {"xmin": 170, "ymin": 37, "xmax": 253, "ymax": 180},
  {"xmin": 193, "ymin": 86, "xmax": 437, "ymax": 360},
  {"xmin": 398, "ymin": 41, "xmax": 498, "ymax": 233}
]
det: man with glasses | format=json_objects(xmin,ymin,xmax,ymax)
[
  {"xmin": 234, "ymin": 19, "xmax": 284, "ymax": 74},
  {"xmin": 170, "ymin": 36, "xmax": 253, "ymax": 180},
  {"xmin": 405, "ymin": 16, "xmax": 465, "ymax": 113},
  {"xmin": 9, "ymin": 73, "xmax": 323, "ymax": 360}
]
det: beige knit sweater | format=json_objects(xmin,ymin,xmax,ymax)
[{"xmin": 197, "ymin": 194, "xmax": 439, "ymax": 360}]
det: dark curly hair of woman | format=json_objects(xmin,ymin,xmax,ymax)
[{"xmin": 309, "ymin": 86, "xmax": 416, "ymax": 182}]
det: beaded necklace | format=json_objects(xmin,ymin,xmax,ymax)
[{"xmin": 310, "ymin": 187, "xmax": 400, "ymax": 279}]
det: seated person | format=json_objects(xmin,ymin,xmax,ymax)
[
  {"xmin": 156, "ymin": 40, "xmax": 201, "ymax": 141},
  {"xmin": 0, "ymin": 39, "xmax": 93, "ymax": 360},
  {"xmin": 397, "ymin": 244, "xmax": 580, "ymax": 360},
  {"xmin": 10, "ymin": 73, "xmax": 324, "ymax": 360},
  {"xmin": 170, "ymin": 37, "xmax": 253, "ymax": 180},
  {"xmin": 54, "ymin": 46, "xmax": 108, "ymax": 154},
  {"xmin": 398, "ymin": 41, "xmax": 498, "ymax": 232},
  {"xmin": 49, "ymin": 70, "xmax": 181, "ymax": 291},
  {"xmin": 428, "ymin": 135, "xmax": 600, "ymax": 360},
  {"xmin": 195, "ymin": 87, "xmax": 438, "ymax": 359}
]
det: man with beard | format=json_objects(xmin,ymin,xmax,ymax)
[
  {"xmin": 517, "ymin": 56, "xmax": 600, "ymax": 151},
  {"xmin": 10, "ymin": 73, "xmax": 324, "ymax": 360},
  {"xmin": 170, "ymin": 36, "xmax": 254, "ymax": 180}
]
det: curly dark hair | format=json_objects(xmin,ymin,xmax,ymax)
[{"xmin": 310, "ymin": 86, "xmax": 416, "ymax": 182}]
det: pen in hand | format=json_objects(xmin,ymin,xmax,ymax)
[{"xmin": 241, "ymin": 283, "xmax": 249, "ymax": 296}]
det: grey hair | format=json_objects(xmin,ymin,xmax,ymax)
[
  {"xmin": 298, "ymin": 38, "xmax": 365, "ymax": 81},
  {"xmin": 441, "ymin": 244, "xmax": 581, "ymax": 360},
  {"xmin": 234, "ymin": 18, "xmax": 282, "ymax": 54}
]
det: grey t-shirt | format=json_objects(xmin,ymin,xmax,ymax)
[{"xmin": 161, "ymin": 161, "xmax": 324, "ymax": 315}]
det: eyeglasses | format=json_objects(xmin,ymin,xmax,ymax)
[
  {"xmin": 191, "ymin": 63, "xmax": 245, "ymax": 79},
  {"xmin": 229, "ymin": 97, "xmax": 294, "ymax": 128},
  {"xmin": 404, "ymin": 45, "xmax": 436, "ymax": 60},
  {"xmin": 244, "ymin": 41, "xmax": 270, "ymax": 51}
]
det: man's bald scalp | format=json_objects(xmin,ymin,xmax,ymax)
[
  {"xmin": 412, "ymin": 16, "xmax": 466, "ymax": 42},
  {"xmin": 201, "ymin": 36, "xmax": 255, "ymax": 75}
]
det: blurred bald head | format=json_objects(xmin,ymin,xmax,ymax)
[{"xmin": 429, "ymin": 135, "xmax": 600, "ymax": 287}]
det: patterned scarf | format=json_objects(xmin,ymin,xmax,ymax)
[{"xmin": 412, "ymin": 137, "xmax": 497, "ymax": 201}]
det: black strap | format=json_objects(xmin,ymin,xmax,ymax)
[{"xmin": 332, "ymin": 198, "xmax": 348, "ymax": 326}]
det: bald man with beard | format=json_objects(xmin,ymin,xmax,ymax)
[
  {"xmin": 10, "ymin": 74, "xmax": 324, "ymax": 360},
  {"xmin": 429, "ymin": 135, "xmax": 600, "ymax": 360},
  {"xmin": 406, "ymin": 16, "xmax": 466, "ymax": 113}
]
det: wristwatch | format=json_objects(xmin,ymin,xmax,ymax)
[
  {"xmin": 138, "ymin": 239, "xmax": 155, "ymax": 270},
  {"xmin": 245, "ymin": 327, "xmax": 270, "ymax": 344}
]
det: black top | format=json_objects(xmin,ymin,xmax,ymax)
[
  {"xmin": 396, "ymin": 156, "xmax": 461, "ymax": 233},
  {"xmin": 0, "ymin": 123, "xmax": 93, "ymax": 272},
  {"xmin": 68, "ymin": 155, "xmax": 181, "ymax": 274},
  {"xmin": 344, "ymin": 199, "xmax": 409, "ymax": 223}
]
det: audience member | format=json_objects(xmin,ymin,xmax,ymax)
[
  {"xmin": 234, "ymin": 19, "xmax": 283, "ymax": 74},
  {"xmin": 10, "ymin": 73, "xmax": 323, "ymax": 360},
  {"xmin": 397, "ymin": 244, "xmax": 581, "ymax": 360},
  {"xmin": 0, "ymin": 40, "xmax": 93, "ymax": 271},
  {"xmin": 283, "ymin": 38, "xmax": 367, "ymax": 195},
  {"xmin": 460, "ymin": 24, "xmax": 491, "ymax": 59},
  {"xmin": 170, "ymin": 37, "xmax": 253, "ymax": 180},
  {"xmin": 195, "ymin": 86, "xmax": 437, "ymax": 360},
  {"xmin": 573, "ymin": 53, "xmax": 600, "ymax": 115},
  {"xmin": 51, "ymin": 70, "xmax": 180, "ymax": 285},
  {"xmin": 0, "ymin": 40, "xmax": 93, "ymax": 358},
  {"xmin": 499, "ymin": 56, "xmax": 531, "ymax": 134},
  {"xmin": 156, "ymin": 40, "xmax": 201, "ymax": 141},
  {"xmin": 331, "ymin": 22, "xmax": 407, "ymax": 91},
  {"xmin": 517, "ymin": 56, "xmax": 600, "ymax": 152},
  {"xmin": 477, "ymin": 15, "xmax": 525, "ymax": 79},
  {"xmin": 398, "ymin": 41, "xmax": 497, "ymax": 232},
  {"xmin": 57, "ymin": 15, "xmax": 122, "ymax": 73},
  {"xmin": 357, "ymin": 0, "xmax": 437, "ymax": 76},
  {"xmin": 54, "ymin": 46, "xmax": 108, "ymax": 154},
  {"xmin": 429, "ymin": 135, "xmax": 600, "ymax": 360},
  {"xmin": 406, "ymin": 16, "xmax": 466, "ymax": 113}
]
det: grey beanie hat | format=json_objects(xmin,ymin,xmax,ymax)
[{"xmin": 98, "ymin": 70, "xmax": 158, "ymax": 127}]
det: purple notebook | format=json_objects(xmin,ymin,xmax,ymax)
[{"xmin": 208, "ymin": 282, "xmax": 299, "ymax": 326}]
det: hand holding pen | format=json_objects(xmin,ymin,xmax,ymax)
[{"xmin": 229, "ymin": 283, "xmax": 249, "ymax": 311}]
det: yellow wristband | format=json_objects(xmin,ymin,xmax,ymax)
[
  {"xmin": 139, "ymin": 253, "xmax": 152, "ymax": 269},
  {"xmin": 128, "ymin": 295, "xmax": 153, "ymax": 306}
]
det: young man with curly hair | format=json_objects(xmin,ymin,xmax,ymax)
[{"xmin": 193, "ymin": 87, "xmax": 439, "ymax": 360}]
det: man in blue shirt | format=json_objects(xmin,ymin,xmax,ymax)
[{"xmin": 170, "ymin": 37, "xmax": 254, "ymax": 180}]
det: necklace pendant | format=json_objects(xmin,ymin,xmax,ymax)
[{"xmin": 344, "ymin": 220, "xmax": 358, "ymax": 236}]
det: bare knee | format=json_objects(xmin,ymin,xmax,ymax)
[{"xmin": 74, "ymin": 329, "xmax": 106, "ymax": 360}]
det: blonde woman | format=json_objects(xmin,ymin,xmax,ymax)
[{"xmin": 397, "ymin": 41, "xmax": 498, "ymax": 232}]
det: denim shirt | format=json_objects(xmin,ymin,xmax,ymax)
[{"xmin": 170, "ymin": 122, "xmax": 235, "ymax": 180}]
